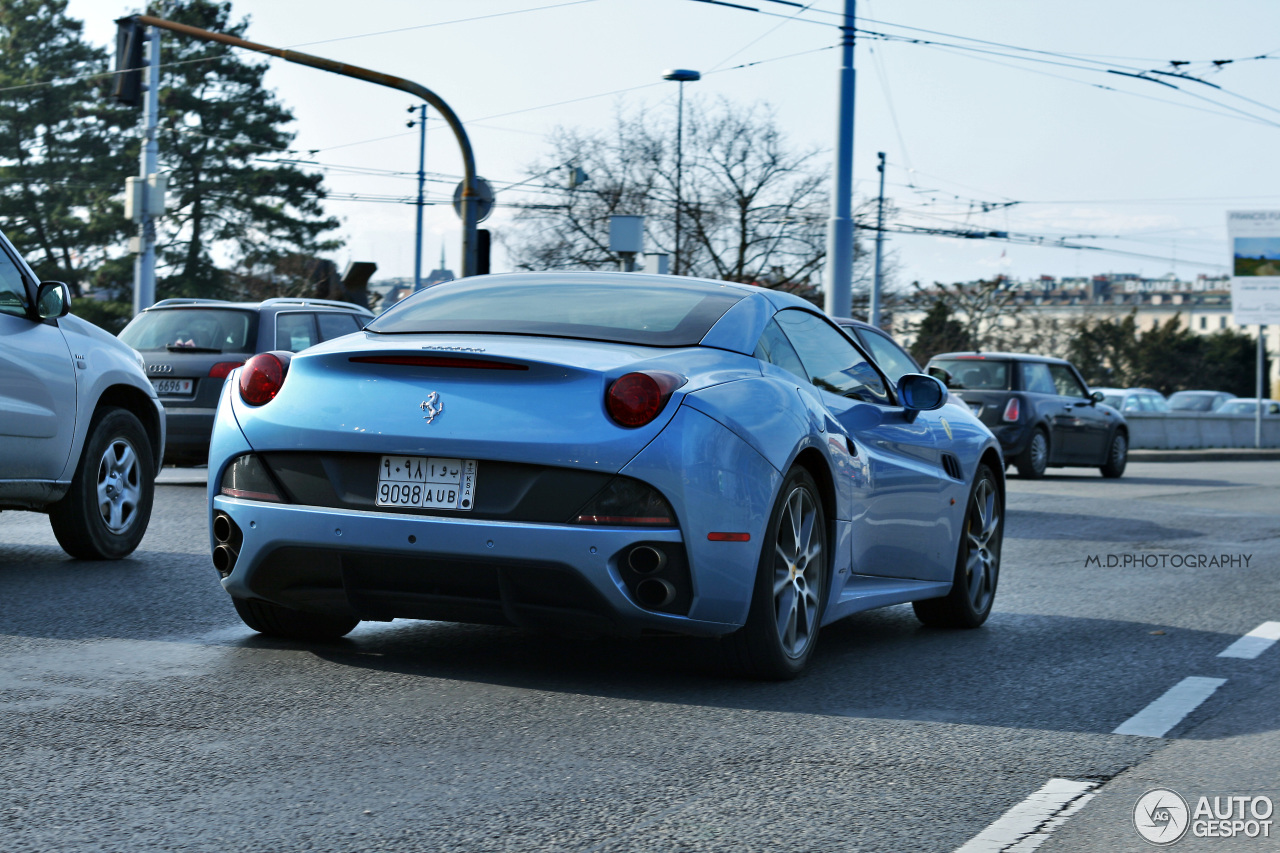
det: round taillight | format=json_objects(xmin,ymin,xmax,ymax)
[
  {"xmin": 239, "ymin": 353, "xmax": 287, "ymax": 406},
  {"xmin": 209, "ymin": 361, "xmax": 245, "ymax": 380},
  {"xmin": 606, "ymin": 371, "xmax": 682, "ymax": 428}
]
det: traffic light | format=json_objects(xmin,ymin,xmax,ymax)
[
  {"xmin": 113, "ymin": 16, "xmax": 145, "ymax": 107},
  {"xmin": 477, "ymin": 229, "xmax": 491, "ymax": 275}
]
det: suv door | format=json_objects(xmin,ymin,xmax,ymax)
[{"xmin": 0, "ymin": 242, "xmax": 77, "ymax": 481}]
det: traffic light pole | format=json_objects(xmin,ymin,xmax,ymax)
[
  {"xmin": 133, "ymin": 15, "xmax": 481, "ymax": 279},
  {"xmin": 132, "ymin": 26, "xmax": 161, "ymax": 316}
]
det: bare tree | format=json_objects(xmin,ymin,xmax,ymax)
[{"xmin": 502, "ymin": 98, "xmax": 887, "ymax": 308}]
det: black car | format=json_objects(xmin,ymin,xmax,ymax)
[
  {"xmin": 118, "ymin": 297, "xmax": 374, "ymax": 465},
  {"xmin": 835, "ymin": 317, "xmax": 922, "ymax": 383},
  {"xmin": 925, "ymin": 351, "xmax": 1128, "ymax": 479}
]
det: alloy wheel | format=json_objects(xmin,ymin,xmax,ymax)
[
  {"xmin": 771, "ymin": 485, "xmax": 823, "ymax": 659},
  {"xmin": 963, "ymin": 475, "xmax": 1000, "ymax": 612},
  {"xmin": 96, "ymin": 437, "xmax": 142, "ymax": 534}
]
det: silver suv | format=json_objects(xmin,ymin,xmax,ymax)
[{"xmin": 0, "ymin": 229, "xmax": 165, "ymax": 559}]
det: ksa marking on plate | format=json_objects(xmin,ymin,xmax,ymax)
[{"xmin": 377, "ymin": 456, "xmax": 477, "ymax": 511}]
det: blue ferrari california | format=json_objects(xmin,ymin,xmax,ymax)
[{"xmin": 208, "ymin": 273, "xmax": 1004, "ymax": 678}]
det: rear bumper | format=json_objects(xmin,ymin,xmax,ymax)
[
  {"xmin": 212, "ymin": 496, "xmax": 737, "ymax": 637},
  {"xmin": 161, "ymin": 406, "xmax": 215, "ymax": 462}
]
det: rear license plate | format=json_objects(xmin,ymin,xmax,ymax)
[
  {"xmin": 377, "ymin": 456, "xmax": 477, "ymax": 511},
  {"xmin": 152, "ymin": 378, "xmax": 193, "ymax": 395}
]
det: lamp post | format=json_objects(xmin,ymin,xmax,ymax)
[{"xmin": 662, "ymin": 68, "xmax": 699, "ymax": 275}]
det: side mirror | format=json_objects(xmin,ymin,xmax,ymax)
[
  {"xmin": 36, "ymin": 281, "xmax": 70, "ymax": 319},
  {"xmin": 899, "ymin": 373, "xmax": 947, "ymax": 412},
  {"xmin": 1090, "ymin": 390, "xmax": 1105, "ymax": 404},
  {"xmin": 927, "ymin": 366, "xmax": 952, "ymax": 388}
]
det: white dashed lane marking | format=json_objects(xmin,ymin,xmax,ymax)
[
  {"xmin": 1218, "ymin": 621, "xmax": 1280, "ymax": 659},
  {"xmin": 1112, "ymin": 676, "xmax": 1227, "ymax": 738},
  {"xmin": 954, "ymin": 778, "xmax": 1099, "ymax": 853}
]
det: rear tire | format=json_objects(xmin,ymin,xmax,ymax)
[
  {"xmin": 48, "ymin": 407, "xmax": 155, "ymax": 560},
  {"xmin": 1015, "ymin": 429, "xmax": 1049, "ymax": 479},
  {"xmin": 1100, "ymin": 431, "xmax": 1128, "ymax": 479},
  {"xmin": 724, "ymin": 467, "xmax": 827, "ymax": 680},
  {"xmin": 232, "ymin": 597, "xmax": 360, "ymax": 640},
  {"xmin": 913, "ymin": 463, "xmax": 1002, "ymax": 629}
]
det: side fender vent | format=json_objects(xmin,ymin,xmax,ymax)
[{"xmin": 941, "ymin": 452, "xmax": 963, "ymax": 481}]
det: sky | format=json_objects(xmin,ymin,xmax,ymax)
[{"xmin": 62, "ymin": 0, "xmax": 1280, "ymax": 289}]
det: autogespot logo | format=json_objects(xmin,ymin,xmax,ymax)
[{"xmin": 1134, "ymin": 789, "xmax": 1190, "ymax": 845}]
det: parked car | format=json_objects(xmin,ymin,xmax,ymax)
[
  {"xmin": 1094, "ymin": 387, "xmax": 1171, "ymax": 414},
  {"xmin": 835, "ymin": 317, "xmax": 922, "ymax": 383},
  {"xmin": 208, "ymin": 272, "xmax": 1005, "ymax": 679},
  {"xmin": 1168, "ymin": 390, "xmax": 1236, "ymax": 412},
  {"xmin": 118, "ymin": 297, "xmax": 374, "ymax": 465},
  {"xmin": 926, "ymin": 352, "xmax": 1128, "ymax": 479},
  {"xmin": 0, "ymin": 228, "xmax": 165, "ymax": 559},
  {"xmin": 1217, "ymin": 398, "xmax": 1280, "ymax": 416}
]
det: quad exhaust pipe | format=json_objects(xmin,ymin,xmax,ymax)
[
  {"xmin": 212, "ymin": 511, "xmax": 241, "ymax": 577},
  {"xmin": 626, "ymin": 544, "xmax": 667, "ymax": 575},
  {"xmin": 634, "ymin": 577, "xmax": 676, "ymax": 609}
]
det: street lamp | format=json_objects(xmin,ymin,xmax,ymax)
[{"xmin": 662, "ymin": 68, "xmax": 699, "ymax": 275}]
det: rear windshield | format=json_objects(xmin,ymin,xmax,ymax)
[
  {"xmin": 367, "ymin": 278, "xmax": 745, "ymax": 347},
  {"xmin": 118, "ymin": 307, "xmax": 257, "ymax": 352},
  {"xmin": 930, "ymin": 358, "xmax": 1011, "ymax": 391}
]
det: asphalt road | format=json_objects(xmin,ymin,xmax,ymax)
[{"xmin": 1, "ymin": 461, "xmax": 1277, "ymax": 853}]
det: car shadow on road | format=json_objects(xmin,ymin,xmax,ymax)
[
  {"xmin": 271, "ymin": 606, "xmax": 1274, "ymax": 740},
  {"xmin": 1004, "ymin": 509, "xmax": 1204, "ymax": 541}
]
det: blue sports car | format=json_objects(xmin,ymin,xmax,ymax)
[{"xmin": 208, "ymin": 273, "xmax": 1004, "ymax": 678}]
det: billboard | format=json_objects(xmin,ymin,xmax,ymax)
[{"xmin": 1228, "ymin": 210, "xmax": 1280, "ymax": 325}]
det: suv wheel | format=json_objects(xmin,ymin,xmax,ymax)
[{"xmin": 49, "ymin": 407, "xmax": 155, "ymax": 560}]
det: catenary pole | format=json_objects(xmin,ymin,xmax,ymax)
[
  {"xmin": 823, "ymin": 0, "xmax": 856, "ymax": 317},
  {"xmin": 871, "ymin": 150, "xmax": 886, "ymax": 327},
  {"xmin": 412, "ymin": 103, "xmax": 426, "ymax": 291},
  {"xmin": 134, "ymin": 15, "xmax": 480, "ymax": 278}
]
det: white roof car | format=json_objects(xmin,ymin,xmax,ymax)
[{"xmin": 0, "ymin": 228, "xmax": 165, "ymax": 559}]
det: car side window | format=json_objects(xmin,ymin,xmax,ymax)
[
  {"xmin": 856, "ymin": 328, "xmax": 919, "ymax": 383},
  {"xmin": 276, "ymin": 312, "xmax": 319, "ymax": 352},
  {"xmin": 753, "ymin": 318, "xmax": 808, "ymax": 382},
  {"xmin": 774, "ymin": 309, "xmax": 890, "ymax": 405},
  {"xmin": 1122, "ymin": 396, "xmax": 1142, "ymax": 412},
  {"xmin": 0, "ymin": 245, "xmax": 29, "ymax": 318},
  {"xmin": 1047, "ymin": 364, "xmax": 1087, "ymax": 398},
  {"xmin": 317, "ymin": 312, "xmax": 362, "ymax": 341},
  {"xmin": 1021, "ymin": 362, "xmax": 1057, "ymax": 396}
]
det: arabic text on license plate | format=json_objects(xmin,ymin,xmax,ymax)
[
  {"xmin": 152, "ymin": 378, "xmax": 193, "ymax": 395},
  {"xmin": 377, "ymin": 456, "xmax": 477, "ymax": 511}
]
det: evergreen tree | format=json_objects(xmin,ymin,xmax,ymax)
[
  {"xmin": 1065, "ymin": 311, "xmax": 1140, "ymax": 388},
  {"xmin": 0, "ymin": 0, "xmax": 135, "ymax": 295},
  {"xmin": 1196, "ymin": 328, "xmax": 1268, "ymax": 398},
  {"xmin": 910, "ymin": 298, "xmax": 971, "ymax": 364},
  {"xmin": 150, "ymin": 0, "xmax": 339, "ymax": 298}
]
